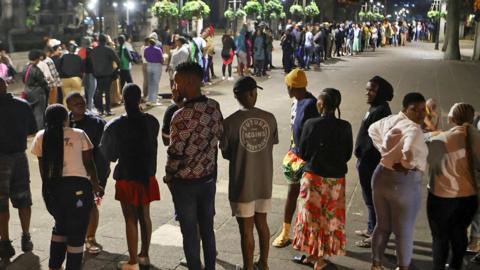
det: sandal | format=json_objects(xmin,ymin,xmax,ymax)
[
  {"xmin": 85, "ymin": 238, "xmax": 102, "ymax": 254},
  {"xmin": 354, "ymin": 229, "xmax": 372, "ymax": 238},
  {"xmin": 355, "ymin": 237, "xmax": 372, "ymax": 248},
  {"xmin": 272, "ymin": 234, "xmax": 291, "ymax": 248}
]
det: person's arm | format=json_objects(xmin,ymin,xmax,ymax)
[
  {"xmin": 164, "ymin": 113, "xmax": 186, "ymax": 183},
  {"xmin": 82, "ymin": 149, "xmax": 102, "ymax": 194},
  {"xmin": 368, "ymin": 117, "xmax": 386, "ymax": 152},
  {"xmin": 400, "ymin": 126, "xmax": 424, "ymax": 170},
  {"xmin": 111, "ymin": 48, "xmax": 120, "ymax": 68},
  {"xmin": 219, "ymin": 121, "xmax": 230, "ymax": 160},
  {"xmin": 298, "ymin": 120, "xmax": 314, "ymax": 162},
  {"xmin": 99, "ymin": 123, "xmax": 119, "ymax": 162},
  {"xmin": 345, "ymin": 122, "xmax": 354, "ymax": 162}
]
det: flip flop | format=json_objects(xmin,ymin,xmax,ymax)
[
  {"xmin": 292, "ymin": 255, "xmax": 315, "ymax": 267},
  {"xmin": 355, "ymin": 238, "xmax": 372, "ymax": 248}
]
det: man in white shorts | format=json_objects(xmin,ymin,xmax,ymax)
[{"xmin": 220, "ymin": 76, "xmax": 278, "ymax": 270}]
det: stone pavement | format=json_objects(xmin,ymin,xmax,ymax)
[{"xmin": 2, "ymin": 40, "xmax": 480, "ymax": 270}]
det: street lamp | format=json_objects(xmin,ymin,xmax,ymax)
[
  {"xmin": 87, "ymin": 0, "xmax": 98, "ymax": 10},
  {"xmin": 123, "ymin": 1, "xmax": 135, "ymax": 26}
]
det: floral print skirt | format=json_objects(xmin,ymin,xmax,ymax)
[{"xmin": 293, "ymin": 171, "xmax": 346, "ymax": 257}]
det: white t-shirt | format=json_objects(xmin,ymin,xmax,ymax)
[
  {"xmin": 305, "ymin": 31, "xmax": 313, "ymax": 47},
  {"xmin": 31, "ymin": 127, "xmax": 94, "ymax": 178}
]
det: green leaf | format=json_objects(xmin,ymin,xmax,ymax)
[
  {"xmin": 265, "ymin": 0, "xmax": 284, "ymax": 16},
  {"xmin": 244, "ymin": 0, "xmax": 263, "ymax": 16},
  {"xmin": 151, "ymin": 0, "xmax": 179, "ymax": 18},
  {"xmin": 180, "ymin": 0, "xmax": 210, "ymax": 19},
  {"xmin": 289, "ymin": 4, "xmax": 304, "ymax": 16},
  {"xmin": 236, "ymin": 9, "xmax": 247, "ymax": 18},
  {"xmin": 305, "ymin": 2, "xmax": 320, "ymax": 17}
]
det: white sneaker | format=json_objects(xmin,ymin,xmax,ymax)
[
  {"xmin": 222, "ymin": 76, "xmax": 226, "ymax": 80},
  {"xmin": 228, "ymin": 77, "xmax": 234, "ymax": 81},
  {"xmin": 117, "ymin": 261, "xmax": 139, "ymax": 270}
]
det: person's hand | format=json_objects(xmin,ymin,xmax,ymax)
[
  {"xmin": 92, "ymin": 183, "xmax": 104, "ymax": 196},
  {"xmin": 392, "ymin": 163, "xmax": 409, "ymax": 172}
]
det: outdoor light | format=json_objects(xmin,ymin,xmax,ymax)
[
  {"xmin": 124, "ymin": 1, "xmax": 135, "ymax": 10},
  {"xmin": 87, "ymin": 0, "xmax": 97, "ymax": 10},
  {"xmin": 112, "ymin": 2, "xmax": 118, "ymax": 8}
]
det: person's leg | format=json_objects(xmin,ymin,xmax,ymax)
[
  {"xmin": 228, "ymin": 64, "xmax": 232, "ymax": 78},
  {"xmin": 103, "ymin": 78, "xmax": 112, "ymax": 113},
  {"xmin": 120, "ymin": 70, "xmax": 127, "ymax": 90},
  {"xmin": 65, "ymin": 180, "xmax": 93, "ymax": 270},
  {"xmin": 209, "ymin": 55, "xmax": 216, "ymax": 78},
  {"xmin": 84, "ymin": 74, "xmax": 97, "ymax": 110},
  {"xmin": 94, "ymin": 78, "xmax": 104, "ymax": 114},
  {"xmin": 237, "ymin": 216, "xmax": 255, "ymax": 270},
  {"xmin": 49, "ymin": 215, "xmax": 68, "ymax": 269},
  {"xmin": 198, "ymin": 180, "xmax": 216, "ymax": 270},
  {"xmin": 468, "ymin": 209, "xmax": 480, "ymax": 251},
  {"xmin": 450, "ymin": 196, "xmax": 478, "ymax": 269},
  {"xmin": 120, "ymin": 202, "xmax": 139, "ymax": 265},
  {"xmin": 357, "ymin": 159, "xmax": 377, "ymax": 236},
  {"xmin": 273, "ymin": 183, "xmax": 299, "ymax": 246},
  {"xmin": 390, "ymin": 172, "xmax": 422, "ymax": 268},
  {"xmin": 222, "ymin": 64, "xmax": 226, "ymax": 77},
  {"xmin": 427, "ymin": 193, "xmax": 452, "ymax": 270},
  {"xmin": 86, "ymin": 206, "xmax": 99, "ymax": 239},
  {"xmin": 171, "ymin": 182, "xmax": 202, "ymax": 270},
  {"xmin": 371, "ymin": 167, "xmax": 393, "ymax": 266},
  {"xmin": 138, "ymin": 203, "xmax": 152, "ymax": 258},
  {"xmin": 254, "ymin": 213, "xmax": 270, "ymax": 269},
  {"xmin": 0, "ymin": 154, "xmax": 13, "ymax": 244},
  {"xmin": 142, "ymin": 63, "xmax": 149, "ymax": 100},
  {"xmin": 148, "ymin": 64, "xmax": 161, "ymax": 103}
]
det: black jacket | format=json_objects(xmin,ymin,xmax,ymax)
[
  {"xmin": 354, "ymin": 103, "xmax": 392, "ymax": 161},
  {"xmin": 298, "ymin": 115, "xmax": 353, "ymax": 178}
]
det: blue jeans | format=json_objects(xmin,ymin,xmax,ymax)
[
  {"xmin": 83, "ymin": 73, "xmax": 96, "ymax": 110},
  {"xmin": 171, "ymin": 179, "xmax": 216, "ymax": 270},
  {"xmin": 304, "ymin": 45, "xmax": 313, "ymax": 68},
  {"xmin": 146, "ymin": 63, "xmax": 162, "ymax": 103},
  {"xmin": 471, "ymin": 208, "xmax": 480, "ymax": 238},
  {"xmin": 357, "ymin": 158, "xmax": 378, "ymax": 234}
]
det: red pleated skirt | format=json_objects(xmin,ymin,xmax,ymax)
[{"xmin": 115, "ymin": 176, "xmax": 160, "ymax": 206}]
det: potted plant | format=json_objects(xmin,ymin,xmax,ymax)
[
  {"xmin": 244, "ymin": 0, "xmax": 263, "ymax": 18},
  {"xmin": 290, "ymin": 4, "xmax": 304, "ymax": 20},
  {"xmin": 224, "ymin": 8, "xmax": 236, "ymax": 21},
  {"xmin": 180, "ymin": 0, "xmax": 211, "ymax": 19},
  {"xmin": 305, "ymin": 2, "xmax": 320, "ymax": 23},
  {"xmin": 236, "ymin": 9, "xmax": 247, "ymax": 19}
]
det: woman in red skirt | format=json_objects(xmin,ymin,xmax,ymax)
[
  {"xmin": 100, "ymin": 84, "xmax": 160, "ymax": 270},
  {"xmin": 293, "ymin": 88, "xmax": 353, "ymax": 270}
]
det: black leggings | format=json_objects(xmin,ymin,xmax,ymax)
[
  {"xmin": 47, "ymin": 177, "xmax": 93, "ymax": 270},
  {"xmin": 222, "ymin": 64, "xmax": 232, "ymax": 77},
  {"xmin": 427, "ymin": 193, "xmax": 478, "ymax": 270}
]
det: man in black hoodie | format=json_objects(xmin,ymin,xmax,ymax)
[{"xmin": 354, "ymin": 76, "xmax": 393, "ymax": 248}]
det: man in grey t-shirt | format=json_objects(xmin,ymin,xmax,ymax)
[{"xmin": 220, "ymin": 76, "xmax": 278, "ymax": 270}]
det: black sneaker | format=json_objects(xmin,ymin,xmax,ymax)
[
  {"xmin": 0, "ymin": 240, "xmax": 15, "ymax": 258},
  {"xmin": 472, "ymin": 253, "xmax": 480, "ymax": 264},
  {"xmin": 21, "ymin": 233, "xmax": 33, "ymax": 252}
]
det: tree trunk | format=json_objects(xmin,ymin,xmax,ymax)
[
  {"xmin": 443, "ymin": 0, "xmax": 461, "ymax": 60},
  {"xmin": 473, "ymin": 21, "xmax": 480, "ymax": 60}
]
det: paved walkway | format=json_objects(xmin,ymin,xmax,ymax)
[{"xmin": 2, "ymin": 40, "xmax": 480, "ymax": 270}]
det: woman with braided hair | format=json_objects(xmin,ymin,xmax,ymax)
[
  {"xmin": 426, "ymin": 103, "xmax": 480, "ymax": 270},
  {"xmin": 31, "ymin": 104, "xmax": 102, "ymax": 270},
  {"xmin": 292, "ymin": 88, "xmax": 353, "ymax": 270}
]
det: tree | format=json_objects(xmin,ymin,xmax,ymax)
[
  {"xmin": 244, "ymin": 0, "xmax": 263, "ymax": 19},
  {"xmin": 305, "ymin": 1, "xmax": 320, "ymax": 23},
  {"xmin": 444, "ymin": 0, "xmax": 461, "ymax": 60}
]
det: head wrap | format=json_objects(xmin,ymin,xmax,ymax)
[{"xmin": 285, "ymin": 68, "xmax": 308, "ymax": 88}]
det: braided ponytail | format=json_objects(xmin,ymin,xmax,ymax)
[
  {"xmin": 42, "ymin": 104, "xmax": 68, "ymax": 181},
  {"xmin": 449, "ymin": 103, "xmax": 476, "ymax": 179}
]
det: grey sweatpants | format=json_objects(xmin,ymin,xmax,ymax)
[{"xmin": 371, "ymin": 165, "xmax": 422, "ymax": 267}]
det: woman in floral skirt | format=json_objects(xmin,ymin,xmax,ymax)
[{"xmin": 293, "ymin": 88, "xmax": 353, "ymax": 270}]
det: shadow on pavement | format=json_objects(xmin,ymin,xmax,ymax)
[{"xmin": 2, "ymin": 252, "xmax": 41, "ymax": 270}]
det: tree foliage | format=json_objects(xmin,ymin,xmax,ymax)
[
  {"xmin": 305, "ymin": 2, "xmax": 320, "ymax": 17},
  {"xmin": 26, "ymin": 0, "xmax": 41, "ymax": 29},
  {"xmin": 244, "ymin": 0, "xmax": 263, "ymax": 16},
  {"xmin": 180, "ymin": 0, "xmax": 211, "ymax": 19},
  {"xmin": 224, "ymin": 8, "xmax": 235, "ymax": 21},
  {"xmin": 290, "ymin": 4, "xmax": 304, "ymax": 17},
  {"xmin": 265, "ymin": 0, "xmax": 284, "ymax": 16},
  {"xmin": 151, "ymin": 0, "xmax": 179, "ymax": 18}
]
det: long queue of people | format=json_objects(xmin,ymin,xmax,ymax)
[{"xmin": 2, "ymin": 62, "xmax": 480, "ymax": 270}]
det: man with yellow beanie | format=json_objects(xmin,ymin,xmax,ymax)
[{"xmin": 273, "ymin": 68, "xmax": 319, "ymax": 247}]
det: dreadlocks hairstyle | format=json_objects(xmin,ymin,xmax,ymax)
[
  {"xmin": 318, "ymin": 88, "xmax": 342, "ymax": 118},
  {"xmin": 449, "ymin": 103, "xmax": 476, "ymax": 179},
  {"xmin": 42, "ymin": 104, "xmax": 68, "ymax": 181}
]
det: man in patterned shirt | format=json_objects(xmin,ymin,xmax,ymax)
[{"xmin": 164, "ymin": 62, "xmax": 223, "ymax": 270}]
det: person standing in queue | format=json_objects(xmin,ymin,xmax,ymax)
[
  {"xmin": 273, "ymin": 68, "xmax": 319, "ymax": 248},
  {"xmin": 220, "ymin": 76, "xmax": 279, "ymax": 270},
  {"xmin": 354, "ymin": 76, "xmax": 393, "ymax": 248},
  {"xmin": 101, "ymin": 84, "xmax": 160, "ymax": 270},
  {"xmin": 164, "ymin": 62, "xmax": 223, "ymax": 270},
  {"xmin": 31, "ymin": 104, "xmax": 102, "ymax": 270},
  {"xmin": 368, "ymin": 93, "xmax": 428, "ymax": 270},
  {"xmin": 293, "ymin": 88, "xmax": 353, "ymax": 270}
]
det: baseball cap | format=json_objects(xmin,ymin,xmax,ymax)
[{"xmin": 233, "ymin": 76, "xmax": 263, "ymax": 94}]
